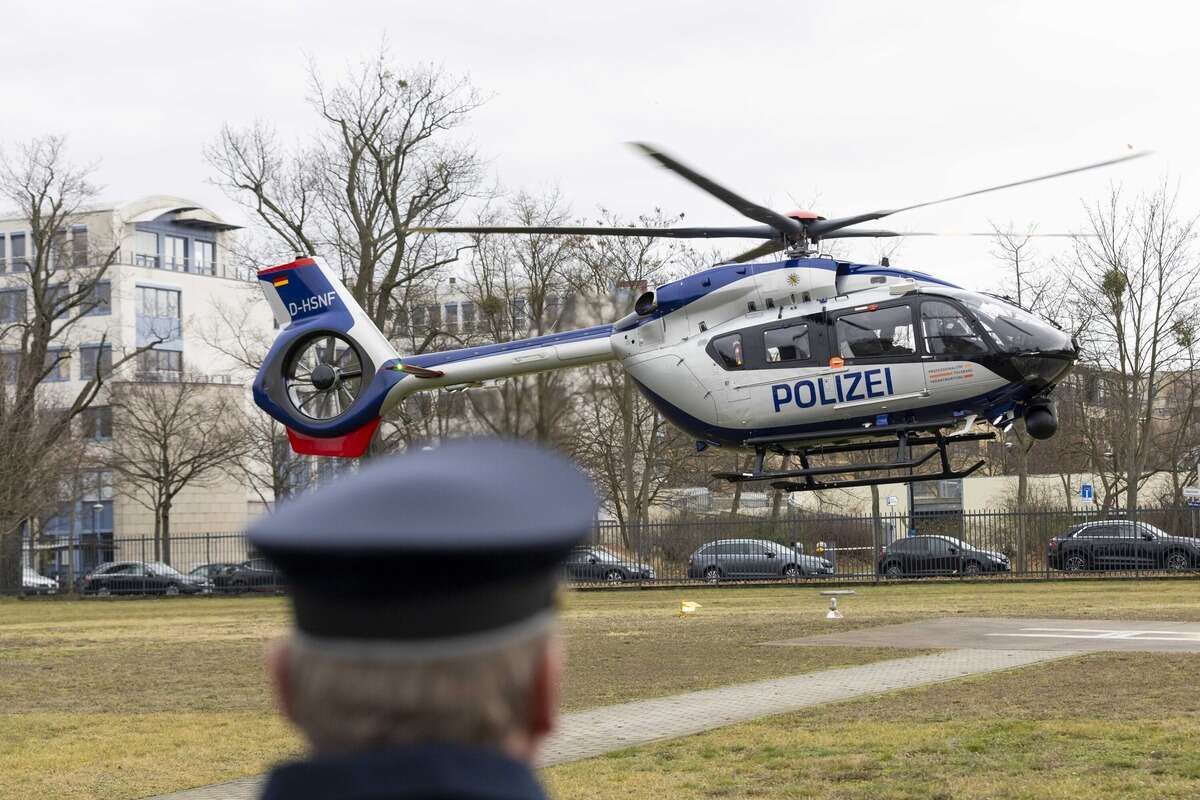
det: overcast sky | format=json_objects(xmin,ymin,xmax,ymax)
[{"xmin": 2, "ymin": 0, "xmax": 1194, "ymax": 290}]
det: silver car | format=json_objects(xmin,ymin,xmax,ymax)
[
  {"xmin": 688, "ymin": 538, "xmax": 834, "ymax": 582},
  {"xmin": 22, "ymin": 567, "xmax": 58, "ymax": 595}
]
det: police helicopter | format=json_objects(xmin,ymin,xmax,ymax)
[{"xmin": 251, "ymin": 143, "xmax": 1146, "ymax": 492}]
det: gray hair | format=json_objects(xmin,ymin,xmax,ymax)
[{"xmin": 284, "ymin": 630, "xmax": 551, "ymax": 752}]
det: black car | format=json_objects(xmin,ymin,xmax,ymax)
[
  {"xmin": 1047, "ymin": 520, "xmax": 1199, "ymax": 572},
  {"xmin": 563, "ymin": 547, "xmax": 655, "ymax": 584},
  {"xmin": 81, "ymin": 561, "xmax": 212, "ymax": 596},
  {"xmin": 212, "ymin": 558, "xmax": 286, "ymax": 593},
  {"xmin": 877, "ymin": 535, "xmax": 1010, "ymax": 577},
  {"xmin": 189, "ymin": 562, "xmax": 238, "ymax": 580}
]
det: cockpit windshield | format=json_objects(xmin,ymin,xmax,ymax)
[{"xmin": 949, "ymin": 291, "xmax": 1072, "ymax": 354}]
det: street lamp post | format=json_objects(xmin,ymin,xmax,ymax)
[{"xmin": 92, "ymin": 502, "xmax": 104, "ymax": 567}]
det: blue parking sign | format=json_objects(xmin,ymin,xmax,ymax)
[{"xmin": 1080, "ymin": 483, "xmax": 1094, "ymax": 501}]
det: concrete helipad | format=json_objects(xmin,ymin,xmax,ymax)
[{"xmin": 770, "ymin": 617, "xmax": 1200, "ymax": 653}]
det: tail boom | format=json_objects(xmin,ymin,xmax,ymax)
[{"xmin": 252, "ymin": 255, "xmax": 616, "ymax": 458}]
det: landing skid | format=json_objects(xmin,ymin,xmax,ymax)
[{"xmin": 712, "ymin": 424, "xmax": 994, "ymax": 493}]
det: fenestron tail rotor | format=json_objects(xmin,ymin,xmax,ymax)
[
  {"xmin": 403, "ymin": 143, "xmax": 1151, "ymax": 260},
  {"xmin": 285, "ymin": 333, "xmax": 365, "ymax": 421}
]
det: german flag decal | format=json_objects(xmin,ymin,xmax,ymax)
[{"xmin": 272, "ymin": 277, "xmax": 289, "ymax": 288}]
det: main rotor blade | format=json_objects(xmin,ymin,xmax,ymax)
[
  {"xmin": 820, "ymin": 229, "xmax": 906, "ymax": 239},
  {"xmin": 880, "ymin": 231, "xmax": 1097, "ymax": 238},
  {"xmin": 819, "ymin": 229, "xmax": 1092, "ymax": 239},
  {"xmin": 728, "ymin": 240, "xmax": 786, "ymax": 263},
  {"xmin": 629, "ymin": 142, "xmax": 804, "ymax": 238},
  {"xmin": 407, "ymin": 224, "xmax": 779, "ymax": 240},
  {"xmin": 808, "ymin": 149, "xmax": 1152, "ymax": 239}
]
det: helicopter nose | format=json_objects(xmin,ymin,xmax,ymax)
[{"xmin": 1012, "ymin": 351, "xmax": 1075, "ymax": 390}]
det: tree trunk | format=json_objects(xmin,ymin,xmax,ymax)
[
  {"xmin": 1015, "ymin": 433, "xmax": 1029, "ymax": 573},
  {"xmin": 769, "ymin": 455, "xmax": 791, "ymax": 519},
  {"xmin": 0, "ymin": 520, "xmax": 22, "ymax": 596},
  {"xmin": 161, "ymin": 502, "xmax": 172, "ymax": 566},
  {"xmin": 729, "ymin": 454, "xmax": 750, "ymax": 517}
]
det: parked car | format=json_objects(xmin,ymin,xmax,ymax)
[
  {"xmin": 877, "ymin": 535, "xmax": 1010, "ymax": 577},
  {"xmin": 687, "ymin": 539, "xmax": 834, "ymax": 582},
  {"xmin": 81, "ymin": 561, "xmax": 212, "ymax": 596},
  {"xmin": 189, "ymin": 562, "xmax": 238, "ymax": 580},
  {"xmin": 212, "ymin": 558, "xmax": 286, "ymax": 593},
  {"xmin": 1047, "ymin": 520, "xmax": 1199, "ymax": 572},
  {"xmin": 564, "ymin": 546, "xmax": 655, "ymax": 584},
  {"xmin": 22, "ymin": 567, "xmax": 58, "ymax": 595}
]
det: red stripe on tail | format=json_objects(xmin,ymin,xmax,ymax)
[{"xmin": 285, "ymin": 418, "xmax": 380, "ymax": 458}]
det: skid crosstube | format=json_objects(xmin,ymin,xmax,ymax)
[{"xmin": 712, "ymin": 423, "xmax": 994, "ymax": 493}]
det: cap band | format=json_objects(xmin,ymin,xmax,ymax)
[{"xmin": 290, "ymin": 609, "xmax": 557, "ymax": 662}]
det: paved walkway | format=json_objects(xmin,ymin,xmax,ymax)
[
  {"xmin": 770, "ymin": 617, "xmax": 1200, "ymax": 654},
  {"xmin": 145, "ymin": 647, "xmax": 1069, "ymax": 800}
]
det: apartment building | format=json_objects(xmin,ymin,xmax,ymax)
[{"xmin": 1, "ymin": 196, "xmax": 276, "ymax": 574}]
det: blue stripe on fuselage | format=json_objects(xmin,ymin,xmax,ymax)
[{"xmin": 620, "ymin": 258, "xmax": 960, "ymax": 332}]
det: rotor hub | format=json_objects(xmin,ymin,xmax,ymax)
[{"xmin": 311, "ymin": 363, "xmax": 337, "ymax": 391}]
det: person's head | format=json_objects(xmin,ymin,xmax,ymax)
[
  {"xmin": 249, "ymin": 439, "xmax": 597, "ymax": 764},
  {"xmin": 268, "ymin": 624, "xmax": 561, "ymax": 761}
]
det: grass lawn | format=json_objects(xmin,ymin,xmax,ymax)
[
  {"xmin": 544, "ymin": 650, "xmax": 1200, "ymax": 799},
  {"xmin": 2, "ymin": 580, "xmax": 1198, "ymax": 799}
]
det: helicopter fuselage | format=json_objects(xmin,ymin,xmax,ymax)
[{"xmin": 252, "ymin": 255, "xmax": 1076, "ymax": 459}]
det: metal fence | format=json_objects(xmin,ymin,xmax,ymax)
[{"xmin": 19, "ymin": 506, "xmax": 1200, "ymax": 595}]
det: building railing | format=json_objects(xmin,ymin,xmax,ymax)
[{"xmin": 20, "ymin": 507, "xmax": 1200, "ymax": 594}]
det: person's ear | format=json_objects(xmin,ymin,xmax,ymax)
[
  {"xmin": 528, "ymin": 636, "xmax": 563, "ymax": 741},
  {"xmin": 266, "ymin": 638, "xmax": 296, "ymax": 725}
]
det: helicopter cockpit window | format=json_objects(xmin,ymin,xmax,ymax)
[
  {"xmin": 957, "ymin": 294, "xmax": 1073, "ymax": 354},
  {"xmin": 835, "ymin": 304, "xmax": 915, "ymax": 359},
  {"xmin": 921, "ymin": 301, "xmax": 988, "ymax": 356},
  {"xmin": 763, "ymin": 322, "xmax": 811, "ymax": 363},
  {"xmin": 711, "ymin": 333, "xmax": 743, "ymax": 370}
]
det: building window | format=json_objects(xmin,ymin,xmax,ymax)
[
  {"xmin": 10, "ymin": 233, "xmax": 27, "ymax": 272},
  {"xmin": 163, "ymin": 235, "xmax": 187, "ymax": 271},
  {"xmin": 80, "ymin": 406, "xmax": 113, "ymax": 440},
  {"xmin": 511, "ymin": 296, "xmax": 528, "ymax": 330},
  {"xmin": 72, "ymin": 225, "xmax": 89, "ymax": 267},
  {"xmin": 79, "ymin": 345, "xmax": 112, "ymax": 381},
  {"xmin": 1, "ymin": 351, "xmax": 19, "ymax": 383},
  {"xmin": 0, "ymin": 288, "xmax": 26, "ymax": 323},
  {"xmin": 79, "ymin": 469, "xmax": 114, "ymax": 534},
  {"xmin": 43, "ymin": 348, "xmax": 70, "ymax": 382},
  {"xmin": 0, "ymin": 235, "xmax": 6, "ymax": 272},
  {"xmin": 193, "ymin": 240, "xmax": 215, "ymax": 275},
  {"xmin": 84, "ymin": 282, "xmax": 111, "ymax": 316},
  {"xmin": 460, "ymin": 301, "xmax": 475, "ymax": 334},
  {"xmin": 45, "ymin": 283, "xmax": 69, "ymax": 320},
  {"xmin": 134, "ymin": 230, "xmax": 158, "ymax": 267},
  {"xmin": 137, "ymin": 348, "xmax": 182, "ymax": 376},
  {"xmin": 443, "ymin": 302, "xmax": 458, "ymax": 331},
  {"xmin": 136, "ymin": 286, "xmax": 182, "ymax": 347}
]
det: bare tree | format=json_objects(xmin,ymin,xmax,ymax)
[
  {"xmin": 99, "ymin": 379, "xmax": 249, "ymax": 565},
  {"xmin": 1065, "ymin": 184, "xmax": 1200, "ymax": 510},
  {"xmin": 196, "ymin": 289, "xmax": 309, "ymax": 506},
  {"xmin": 566, "ymin": 211, "xmax": 696, "ymax": 537},
  {"xmin": 206, "ymin": 48, "xmax": 485, "ymax": 342},
  {"xmin": 0, "ymin": 136, "xmax": 147, "ymax": 595},
  {"xmin": 459, "ymin": 191, "xmax": 581, "ymax": 444}
]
